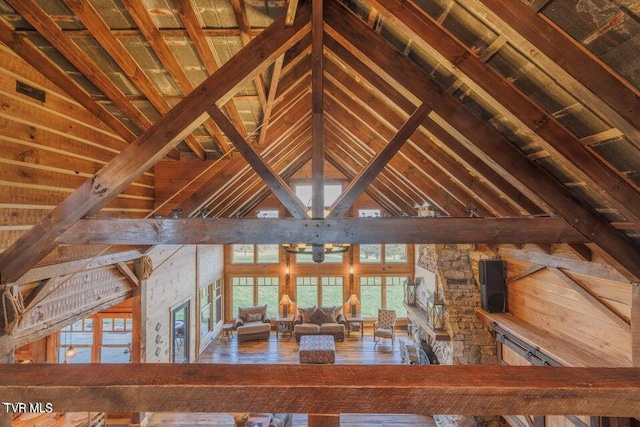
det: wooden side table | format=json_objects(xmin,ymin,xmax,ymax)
[
  {"xmin": 275, "ymin": 314, "xmax": 294, "ymax": 340},
  {"xmin": 346, "ymin": 315, "xmax": 364, "ymax": 338},
  {"xmin": 221, "ymin": 323, "xmax": 234, "ymax": 341}
]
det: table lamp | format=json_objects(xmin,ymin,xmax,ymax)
[
  {"xmin": 346, "ymin": 294, "xmax": 360, "ymax": 316},
  {"xmin": 280, "ymin": 294, "xmax": 292, "ymax": 317}
]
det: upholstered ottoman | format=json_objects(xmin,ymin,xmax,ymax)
[{"xmin": 299, "ymin": 335, "xmax": 335, "ymax": 364}]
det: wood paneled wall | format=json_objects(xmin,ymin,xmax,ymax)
[
  {"xmin": 0, "ymin": 42, "xmax": 154, "ymax": 252},
  {"xmin": 502, "ymin": 250, "xmax": 632, "ymax": 367},
  {"xmin": 142, "ymin": 244, "xmax": 223, "ymax": 363}
]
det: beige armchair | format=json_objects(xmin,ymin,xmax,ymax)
[{"xmin": 373, "ymin": 309, "xmax": 396, "ymax": 346}]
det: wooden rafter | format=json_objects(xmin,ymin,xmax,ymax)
[
  {"xmin": 633, "ymin": 284, "xmax": 640, "ymax": 367},
  {"xmin": 229, "ymin": 0, "xmax": 268, "ymax": 111},
  {"xmin": 460, "ymin": 0, "xmax": 640, "ymax": 150},
  {"xmin": 323, "ymin": 36, "xmax": 544, "ymax": 216},
  {"xmin": 371, "ymin": 0, "xmax": 640, "ymax": 226},
  {"xmin": 63, "ymin": 0, "xmax": 206, "ymax": 160},
  {"xmin": 57, "ymin": 217, "xmax": 588, "ymax": 246},
  {"xmin": 1, "ymin": 364, "xmax": 640, "ymax": 415},
  {"xmin": 4, "ymin": 0, "xmax": 154, "ymax": 131},
  {"xmin": 324, "ymin": 1, "xmax": 640, "ymax": 282},
  {"xmin": 0, "ymin": 19, "xmax": 136, "ymax": 145},
  {"xmin": 311, "ymin": 0, "xmax": 325, "ymax": 221},
  {"xmin": 506, "ymin": 265, "xmax": 545, "ymax": 285},
  {"xmin": 328, "ymin": 103, "xmax": 429, "ymax": 218},
  {"xmin": 324, "ymin": 69, "xmax": 513, "ymax": 217},
  {"xmin": 173, "ymin": 0, "xmax": 237, "ymax": 153},
  {"xmin": 0, "ymin": 5, "xmax": 312, "ymax": 285}
]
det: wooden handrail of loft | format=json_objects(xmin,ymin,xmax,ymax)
[{"xmin": 1, "ymin": 364, "xmax": 639, "ymax": 416}]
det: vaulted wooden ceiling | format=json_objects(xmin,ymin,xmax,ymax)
[{"xmin": 0, "ymin": 0, "xmax": 639, "ymax": 283}]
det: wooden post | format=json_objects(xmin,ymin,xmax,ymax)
[
  {"xmin": 632, "ymin": 283, "xmax": 640, "ymax": 367},
  {"xmin": 131, "ymin": 257, "xmax": 150, "ymax": 427}
]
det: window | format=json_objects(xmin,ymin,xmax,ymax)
[
  {"xmin": 100, "ymin": 317, "xmax": 133, "ymax": 363},
  {"xmin": 359, "ymin": 208, "xmax": 381, "ymax": 218},
  {"xmin": 232, "ymin": 277, "xmax": 254, "ymax": 315},
  {"xmin": 385, "ymin": 244, "xmax": 407, "ymax": 263},
  {"xmin": 360, "ymin": 276, "xmax": 407, "ymax": 318},
  {"xmin": 359, "ymin": 244, "xmax": 407, "ymax": 264},
  {"xmin": 295, "ymin": 183, "xmax": 343, "ymax": 207},
  {"xmin": 232, "ymin": 245, "xmax": 254, "ymax": 263},
  {"xmin": 295, "ymin": 251, "xmax": 343, "ymax": 264},
  {"xmin": 360, "ymin": 244, "xmax": 381, "ymax": 263},
  {"xmin": 214, "ymin": 279, "xmax": 222, "ymax": 324},
  {"xmin": 256, "ymin": 209, "xmax": 279, "ymax": 218},
  {"xmin": 295, "ymin": 276, "xmax": 345, "ymax": 308},
  {"xmin": 321, "ymin": 277, "xmax": 344, "ymax": 307},
  {"xmin": 172, "ymin": 302, "xmax": 189, "ymax": 364},
  {"xmin": 200, "ymin": 284, "xmax": 213, "ymax": 338},
  {"xmin": 360, "ymin": 277, "xmax": 382, "ymax": 318},
  {"xmin": 58, "ymin": 319, "xmax": 93, "ymax": 363},
  {"xmin": 257, "ymin": 244, "xmax": 279, "ymax": 263},
  {"xmin": 258, "ymin": 277, "xmax": 279, "ymax": 318},
  {"xmin": 296, "ymin": 277, "xmax": 318, "ymax": 308},
  {"xmin": 231, "ymin": 276, "xmax": 279, "ymax": 318}
]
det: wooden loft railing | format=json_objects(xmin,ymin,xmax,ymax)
[{"xmin": 1, "ymin": 364, "xmax": 639, "ymax": 416}]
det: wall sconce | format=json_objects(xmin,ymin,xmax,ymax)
[
  {"xmin": 346, "ymin": 294, "xmax": 360, "ymax": 317},
  {"xmin": 280, "ymin": 294, "xmax": 292, "ymax": 317},
  {"xmin": 171, "ymin": 207, "xmax": 183, "ymax": 218}
]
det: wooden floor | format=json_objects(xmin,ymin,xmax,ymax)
[{"xmin": 147, "ymin": 331, "xmax": 435, "ymax": 427}]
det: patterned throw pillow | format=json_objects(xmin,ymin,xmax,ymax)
[
  {"xmin": 246, "ymin": 312, "xmax": 262, "ymax": 322},
  {"xmin": 309, "ymin": 307, "xmax": 332, "ymax": 324},
  {"xmin": 321, "ymin": 306, "xmax": 338, "ymax": 322},
  {"xmin": 299, "ymin": 306, "xmax": 317, "ymax": 323}
]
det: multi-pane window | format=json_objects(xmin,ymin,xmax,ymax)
[
  {"xmin": 58, "ymin": 319, "xmax": 93, "ymax": 363},
  {"xmin": 257, "ymin": 244, "xmax": 279, "ymax": 263},
  {"xmin": 295, "ymin": 251, "xmax": 343, "ymax": 264},
  {"xmin": 258, "ymin": 277, "xmax": 279, "ymax": 318},
  {"xmin": 295, "ymin": 184, "xmax": 342, "ymax": 207},
  {"xmin": 359, "ymin": 244, "xmax": 407, "ymax": 264},
  {"xmin": 360, "ymin": 277, "xmax": 382, "ymax": 318},
  {"xmin": 214, "ymin": 279, "xmax": 222, "ymax": 324},
  {"xmin": 296, "ymin": 277, "xmax": 318, "ymax": 308},
  {"xmin": 359, "ymin": 276, "xmax": 407, "ymax": 318},
  {"xmin": 232, "ymin": 245, "xmax": 254, "ymax": 263},
  {"xmin": 321, "ymin": 277, "xmax": 344, "ymax": 307},
  {"xmin": 296, "ymin": 276, "xmax": 344, "ymax": 307},
  {"xmin": 231, "ymin": 276, "xmax": 279, "ymax": 318},
  {"xmin": 232, "ymin": 277, "xmax": 254, "ymax": 315},
  {"xmin": 200, "ymin": 284, "xmax": 213, "ymax": 338},
  {"xmin": 100, "ymin": 317, "xmax": 133, "ymax": 363}
]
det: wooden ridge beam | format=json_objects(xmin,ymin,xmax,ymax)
[
  {"xmin": 1, "ymin": 364, "xmax": 640, "ymax": 415},
  {"xmin": 57, "ymin": 217, "xmax": 587, "ymax": 245},
  {"xmin": 0, "ymin": 4, "xmax": 312, "ymax": 284},
  {"xmin": 311, "ymin": 0, "xmax": 324, "ymax": 225},
  {"xmin": 324, "ymin": 1, "xmax": 640, "ymax": 282}
]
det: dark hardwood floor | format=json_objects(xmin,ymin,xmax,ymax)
[{"xmin": 146, "ymin": 330, "xmax": 435, "ymax": 427}]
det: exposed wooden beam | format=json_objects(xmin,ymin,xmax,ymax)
[
  {"xmin": 506, "ymin": 264, "xmax": 545, "ymax": 285},
  {"xmin": 328, "ymin": 103, "xmax": 430, "ymax": 218},
  {"xmin": 285, "ymin": 0, "xmax": 301, "ymax": 26},
  {"xmin": 207, "ymin": 105, "xmax": 310, "ymax": 219},
  {"xmin": 115, "ymin": 262, "xmax": 139, "ymax": 288},
  {"xmin": 324, "ymin": 1, "xmax": 640, "ymax": 282},
  {"xmin": 0, "ymin": 19, "xmax": 136, "ymax": 144},
  {"xmin": 498, "ymin": 247, "xmax": 629, "ymax": 284},
  {"xmin": 548, "ymin": 267, "xmax": 630, "ymax": 330},
  {"xmin": 460, "ymin": 0, "xmax": 640, "ymax": 150},
  {"xmin": 58, "ymin": 217, "xmax": 587, "ymax": 245},
  {"xmin": 371, "ymin": 0, "xmax": 640, "ymax": 226},
  {"xmin": 63, "ymin": 0, "xmax": 206, "ymax": 160},
  {"xmin": 257, "ymin": 55, "xmax": 286, "ymax": 147},
  {"xmin": 310, "ymin": 0, "xmax": 325, "ymax": 225},
  {"xmin": 0, "ymin": 5, "xmax": 312, "ymax": 285},
  {"xmin": 1, "ymin": 364, "xmax": 640, "ymax": 415},
  {"xmin": 632, "ymin": 283, "xmax": 640, "ymax": 367},
  {"xmin": 4, "ymin": 0, "xmax": 153, "ymax": 132}
]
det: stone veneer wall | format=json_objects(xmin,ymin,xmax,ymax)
[{"xmin": 412, "ymin": 240, "xmax": 498, "ymax": 427}]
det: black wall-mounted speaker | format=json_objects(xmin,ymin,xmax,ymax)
[{"xmin": 479, "ymin": 259, "xmax": 506, "ymax": 313}]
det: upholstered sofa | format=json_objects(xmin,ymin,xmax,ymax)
[
  {"xmin": 235, "ymin": 305, "xmax": 271, "ymax": 343},
  {"xmin": 293, "ymin": 305, "xmax": 346, "ymax": 342}
]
